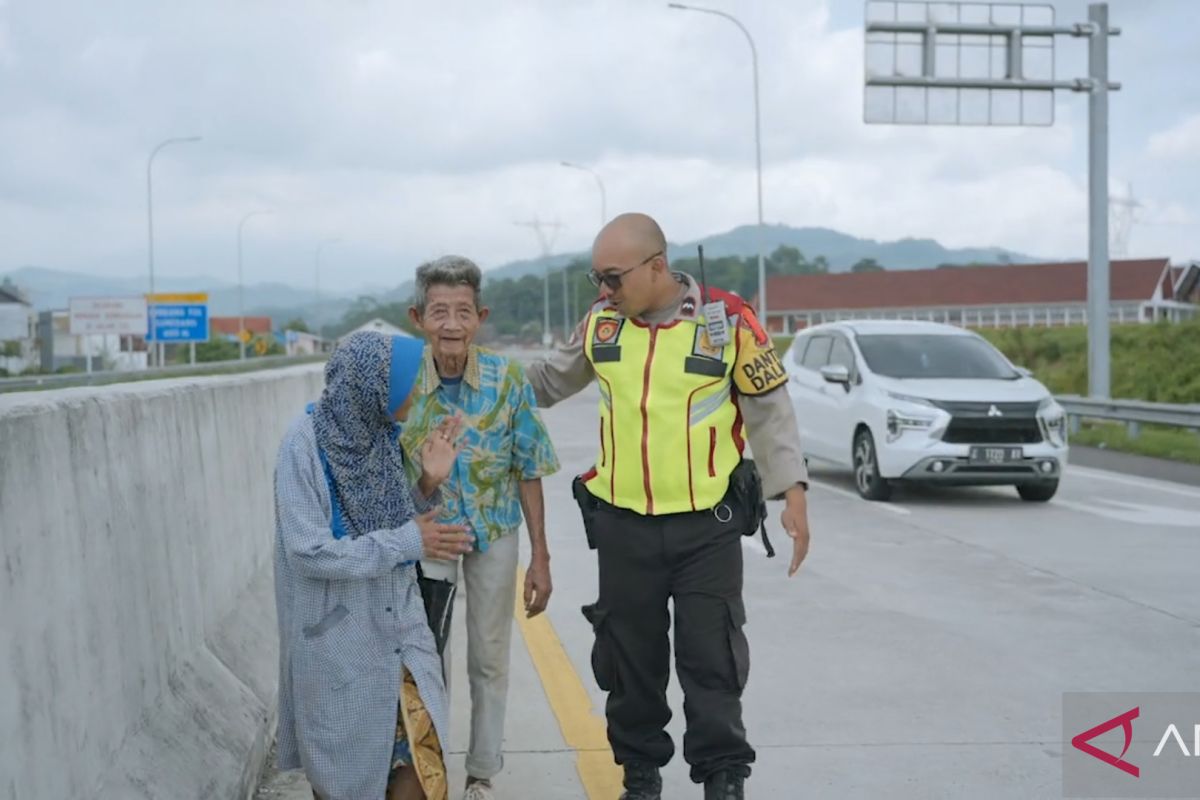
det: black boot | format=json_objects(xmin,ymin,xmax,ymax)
[
  {"xmin": 619, "ymin": 762, "xmax": 662, "ymax": 800},
  {"xmin": 704, "ymin": 769, "xmax": 745, "ymax": 800}
]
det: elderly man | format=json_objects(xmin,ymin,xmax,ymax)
[{"xmin": 400, "ymin": 255, "xmax": 560, "ymax": 800}]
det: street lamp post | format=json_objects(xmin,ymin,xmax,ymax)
[
  {"xmin": 237, "ymin": 210, "xmax": 272, "ymax": 360},
  {"xmin": 560, "ymin": 161, "xmax": 608, "ymax": 330},
  {"xmin": 560, "ymin": 161, "xmax": 607, "ymax": 229},
  {"xmin": 146, "ymin": 136, "xmax": 202, "ymax": 367},
  {"xmin": 514, "ymin": 219, "xmax": 564, "ymax": 351},
  {"xmin": 314, "ymin": 237, "xmax": 342, "ymax": 338},
  {"xmin": 667, "ymin": 3, "xmax": 766, "ymax": 322}
]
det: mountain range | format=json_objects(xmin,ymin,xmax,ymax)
[
  {"xmin": 482, "ymin": 224, "xmax": 1040, "ymax": 285},
  {"xmin": 3, "ymin": 225, "xmax": 1043, "ymax": 322}
]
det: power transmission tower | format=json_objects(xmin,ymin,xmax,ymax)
[
  {"xmin": 1109, "ymin": 182, "xmax": 1142, "ymax": 257},
  {"xmin": 513, "ymin": 218, "xmax": 565, "ymax": 350}
]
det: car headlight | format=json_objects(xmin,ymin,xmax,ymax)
[
  {"xmin": 1038, "ymin": 397, "xmax": 1068, "ymax": 446},
  {"xmin": 886, "ymin": 408, "xmax": 936, "ymax": 442}
]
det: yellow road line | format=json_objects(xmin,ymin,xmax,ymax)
[{"xmin": 514, "ymin": 567, "xmax": 623, "ymax": 800}]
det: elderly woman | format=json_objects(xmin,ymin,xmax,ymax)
[
  {"xmin": 401, "ymin": 255, "xmax": 559, "ymax": 800},
  {"xmin": 273, "ymin": 330, "xmax": 474, "ymax": 800}
]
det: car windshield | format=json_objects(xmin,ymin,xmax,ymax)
[{"xmin": 855, "ymin": 334, "xmax": 1019, "ymax": 380}]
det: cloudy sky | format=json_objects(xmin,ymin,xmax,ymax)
[{"xmin": 1, "ymin": 0, "xmax": 1196, "ymax": 292}]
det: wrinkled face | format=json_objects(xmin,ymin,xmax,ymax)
[
  {"xmin": 409, "ymin": 284, "xmax": 489, "ymax": 362},
  {"xmin": 591, "ymin": 236, "xmax": 665, "ymax": 318}
]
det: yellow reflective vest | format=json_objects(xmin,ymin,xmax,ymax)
[{"xmin": 581, "ymin": 294, "xmax": 785, "ymax": 515}]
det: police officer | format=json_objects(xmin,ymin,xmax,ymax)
[{"xmin": 525, "ymin": 213, "xmax": 811, "ymax": 800}]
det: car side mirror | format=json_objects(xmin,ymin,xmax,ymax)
[
  {"xmin": 1015, "ymin": 366, "xmax": 1033, "ymax": 378},
  {"xmin": 820, "ymin": 364, "xmax": 851, "ymax": 385}
]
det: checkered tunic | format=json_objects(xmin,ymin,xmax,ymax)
[{"xmin": 273, "ymin": 414, "xmax": 448, "ymax": 800}]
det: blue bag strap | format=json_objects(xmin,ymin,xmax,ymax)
[{"xmin": 307, "ymin": 403, "xmax": 349, "ymax": 540}]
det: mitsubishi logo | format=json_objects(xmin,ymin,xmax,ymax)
[{"xmin": 987, "ymin": 404, "xmax": 1003, "ymax": 417}]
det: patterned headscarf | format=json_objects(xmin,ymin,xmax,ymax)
[{"xmin": 312, "ymin": 331, "xmax": 425, "ymax": 537}]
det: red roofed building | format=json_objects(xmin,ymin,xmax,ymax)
[
  {"xmin": 210, "ymin": 316, "xmax": 273, "ymax": 338},
  {"xmin": 755, "ymin": 258, "xmax": 1199, "ymax": 334}
]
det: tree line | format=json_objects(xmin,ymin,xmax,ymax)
[{"xmin": 323, "ymin": 247, "xmax": 885, "ymax": 344}]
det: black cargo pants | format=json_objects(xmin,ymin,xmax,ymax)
[{"xmin": 582, "ymin": 497, "xmax": 754, "ymax": 784}]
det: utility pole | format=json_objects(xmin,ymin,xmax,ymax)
[
  {"xmin": 863, "ymin": 1, "xmax": 1121, "ymax": 399},
  {"xmin": 146, "ymin": 135, "xmax": 202, "ymax": 367},
  {"xmin": 514, "ymin": 218, "xmax": 565, "ymax": 350}
]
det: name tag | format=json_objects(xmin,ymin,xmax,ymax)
[{"xmin": 591, "ymin": 345, "xmax": 621, "ymax": 363}]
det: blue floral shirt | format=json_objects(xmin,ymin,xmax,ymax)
[{"xmin": 399, "ymin": 345, "xmax": 559, "ymax": 550}]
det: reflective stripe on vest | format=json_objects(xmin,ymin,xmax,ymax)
[{"xmin": 583, "ymin": 309, "xmax": 743, "ymax": 515}]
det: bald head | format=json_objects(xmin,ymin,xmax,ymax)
[
  {"xmin": 593, "ymin": 212, "xmax": 667, "ymax": 256},
  {"xmin": 590, "ymin": 212, "xmax": 676, "ymax": 317}
]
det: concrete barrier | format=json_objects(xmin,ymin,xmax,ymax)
[{"xmin": 0, "ymin": 364, "xmax": 325, "ymax": 800}]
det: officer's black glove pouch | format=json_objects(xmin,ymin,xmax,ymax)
[
  {"xmin": 572, "ymin": 474, "xmax": 600, "ymax": 550},
  {"xmin": 727, "ymin": 459, "xmax": 774, "ymax": 558}
]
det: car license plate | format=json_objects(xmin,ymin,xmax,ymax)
[{"xmin": 969, "ymin": 446, "xmax": 1024, "ymax": 464}]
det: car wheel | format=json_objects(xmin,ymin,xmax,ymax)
[
  {"xmin": 1016, "ymin": 480, "xmax": 1058, "ymax": 502},
  {"xmin": 853, "ymin": 429, "xmax": 892, "ymax": 501}
]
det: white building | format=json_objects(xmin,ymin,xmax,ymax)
[
  {"xmin": 339, "ymin": 318, "xmax": 415, "ymax": 342},
  {"xmin": 759, "ymin": 258, "xmax": 1200, "ymax": 334},
  {"xmin": 0, "ymin": 281, "xmax": 37, "ymax": 374},
  {"xmin": 284, "ymin": 329, "xmax": 328, "ymax": 356},
  {"xmin": 37, "ymin": 310, "xmax": 147, "ymax": 373}
]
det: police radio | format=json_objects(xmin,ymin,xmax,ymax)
[{"xmin": 696, "ymin": 244, "xmax": 731, "ymax": 346}]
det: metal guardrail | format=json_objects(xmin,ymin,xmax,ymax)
[
  {"xmin": 0, "ymin": 355, "xmax": 326, "ymax": 394},
  {"xmin": 1056, "ymin": 395, "xmax": 1200, "ymax": 439}
]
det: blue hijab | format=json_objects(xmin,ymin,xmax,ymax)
[{"xmin": 311, "ymin": 331, "xmax": 425, "ymax": 537}]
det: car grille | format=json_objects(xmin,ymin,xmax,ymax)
[{"xmin": 933, "ymin": 401, "xmax": 1044, "ymax": 445}]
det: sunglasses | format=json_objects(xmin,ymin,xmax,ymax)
[{"xmin": 587, "ymin": 250, "xmax": 663, "ymax": 291}]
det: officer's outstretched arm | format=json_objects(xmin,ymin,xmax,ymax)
[
  {"xmin": 732, "ymin": 308, "xmax": 811, "ymax": 576},
  {"xmin": 525, "ymin": 321, "xmax": 595, "ymax": 408},
  {"xmin": 739, "ymin": 390, "xmax": 812, "ymax": 577}
]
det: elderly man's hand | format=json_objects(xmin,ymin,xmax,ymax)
[
  {"xmin": 524, "ymin": 553, "xmax": 552, "ymax": 618},
  {"xmin": 420, "ymin": 415, "xmax": 464, "ymax": 490}
]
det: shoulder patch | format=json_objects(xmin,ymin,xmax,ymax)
[
  {"xmin": 734, "ymin": 346, "xmax": 787, "ymax": 396},
  {"xmin": 593, "ymin": 317, "xmax": 624, "ymax": 344}
]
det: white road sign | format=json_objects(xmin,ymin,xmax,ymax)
[{"xmin": 68, "ymin": 296, "xmax": 148, "ymax": 336}]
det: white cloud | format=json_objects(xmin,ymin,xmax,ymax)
[
  {"xmin": 1147, "ymin": 114, "xmax": 1200, "ymax": 161},
  {"xmin": 0, "ymin": 0, "xmax": 1196, "ymax": 288}
]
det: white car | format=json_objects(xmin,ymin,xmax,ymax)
[{"xmin": 783, "ymin": 320, "xmax": 1068, "ymax": 502}]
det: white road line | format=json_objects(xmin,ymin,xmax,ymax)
[
  {"xmin": 1053, "ymin": 497, "xmax": 1199, "ymax": 527},
  {"xmin": 807, "ymin": 479, "xmax": 912, "ymax": 515},
  {"xmin": 1066, "ymin": 465, "xmax": 1200, "ymax": 502}
]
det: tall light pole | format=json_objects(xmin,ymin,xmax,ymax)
[
  {"xmin": 560, "ymin": 161, "xmax": 608, "ymax": 331},
  {"xmin": 314, "ymin": 237, "xmax": 342, "ymax": 338},
  {"xmin": 668, "ymin": 3, "xmax": 766, "ymax": 322},
  {"xmin": 146, "ymin": 135, "xmax": 202, "ymax": 367},
  {"xmin": 560, "ymin": 161, "xmax": 607, "ymax": 229},
  {"xmin": 1086, "ymin": 3, "xmax": 1113, "ymax": 399},
  {"xmin": 237, "ymin": 210, "xmax": 272, "ymax": 360},
  {"xmin": 514, "ymin": 219, "xmax": 564, "ymax": 351}
]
